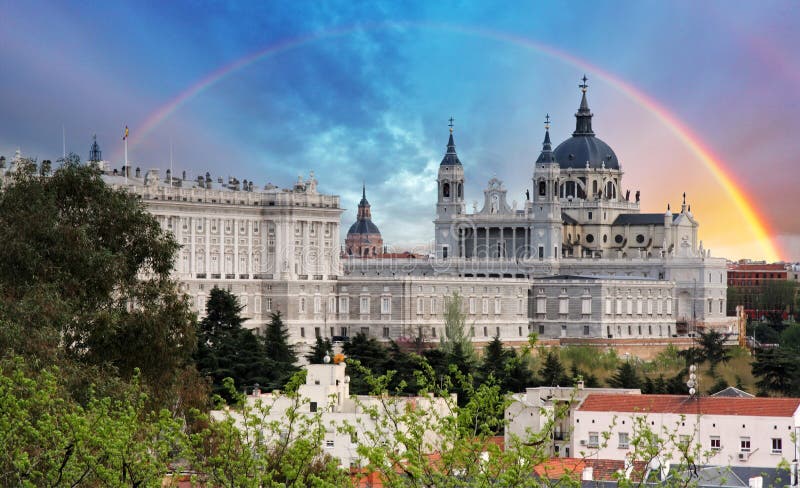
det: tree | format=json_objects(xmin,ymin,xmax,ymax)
[
  {"xmin": 607, "ymin": 361, "xmax": 642, "ymax": 389},
  {"xmin": 752, "ymin": 348, "xmax": 800, "ymax": 396},
  {"xmin": 342, "ymin": 332, "xmax": 390, "ymax": 394},
  {"xmin": 262, "ymin": 311, "xmax": 299, "ymax": 390},
  {"xmin": 696, "ymin": 329, "xmax": 731, "ymax": 377},
  {"xmin": 195, "ymin": 287, "xmax": 272, "ymax": 402},
  {"xmin": 0, "ymin": 156, "xmax": 197, "ymax": 408},
  {"xmin": 441, "ymin": 292, "xmax": 475, "ymax": 360},
  {"xmin": 539, "ymin": 350, "xmax": 568, "ymax": 386},
  {"xmin": 306, "ymin": 336, "xmax": 333, "ymax": 364},
  {"xmin": 481, "ymin": 336, "xmax": 537, "ymax": 393},
  {"xmin": 779, "ymin": 325, "xmax": 800, "ymax": 352}
]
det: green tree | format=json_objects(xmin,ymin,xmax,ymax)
[
  {"xmin": 0, "ymin": 156, "xmax": 197, "ymax": 408},
  {"xmin": 441, "ymin": 292, "xmax": 475, "ymax": 360},
  {"xmin": 752, "ymin": 348, "xmax": 800, "ymax": 396},
  {"xmin": 262, "ymin": 311, "xmax": 299, "ymax": 390},
  {"xmin": 195, "ymin": 287, "xmax": 272, "ymax": 401},
  {"xmin": 481, "ymin": 336, "xmax": 537, "ymax": 393},
  {"xmin": 607, "ymin": 361, "xmax": 642, "ymax": 389},
  {"xmin": 343, "ymin": 332, "xmax": 389, "ymax": 394},
  {"xmin": 306, "ymin": 336, "xmax": 333, "ymax": 364},
  {"xmin": 779, "ymin": 325, "xmax": 800, "ymax": 352},
  {"xmin": 539, "ymin": 350, "xmax": 568, "ymax": 386},
  {"xmin": 696, "ymin": 329, "xmax": 731, "ymax": 377}
]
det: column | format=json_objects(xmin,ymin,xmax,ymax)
[
  {"xmin": 190, "ymin": 217, "xmax": 195, "ymax": 275},
  {"xmin": 499, "ymin": 227, "xmax": 504, "ymax": 259},
  {"xmin": 218, "ymin": 218, "xmax": 224, "ymax": 275},
  {"xmin": 234, "ymin": 218, "xmax": 239, "ymax": 276},
  {"xmin": 512, "ymin": 227, "xmax": 516, "ymax": 261},
  {"xmin": 247, "ymin": 220, "xmax": 253, "ymax": 276},
  {"xmin": 204, "ymin": 217, "xmax": 210, "ymax": 276},
  {"xmin": 485, "ymin": 226, "xmax": 490, "ymax": 260},
  {"xmin": 460, "ymin": 227, "xmax": 466, "ymax": 258}
]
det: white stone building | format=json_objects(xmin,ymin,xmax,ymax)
[
  {"xmin": 571, "ymin": 393, "xmax": 800, "ymax": 469},
  {"xmin": 211, "ymin": 361, "xmax": 453, "ymax": 468}
]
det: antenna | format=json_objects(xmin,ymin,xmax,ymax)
[
  {"xmin": 62, "ymin": 125, "xmax": 66, "ymax": 158},
  {"xmin": 169, "ymin": 137, "xmax": 174, "ymax": 178}
]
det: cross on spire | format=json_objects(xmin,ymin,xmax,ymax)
[
  {"xmin": 448, "ymin": 116, "xmax": 455, "ymax": 133},
  {"xmin": 579, "ymin": 75, "xmax": 589, "ymax": 93},
  {"xmin": 544, "ymin": 113, "xmax": 551, "ymax": 130}
]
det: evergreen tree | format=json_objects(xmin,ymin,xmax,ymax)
[
  {"xmin": 262, "ymin": 311, "xmax": 299, "ymax": 390},
  {"xmin": 195, "ymin": 287, "xmax": 272, "ymax": 401},
  {"xmin": 569, "ymin": 363, "xmax": 599, "ymax": 388},
  {"xmin": 707, "ymin": 377, "xmax": 729, "ymax": 395},
  {"xmin": 607, "ymin": 361, "xmax": 642, "ymax": 389},
  {"xmin": 539, "ymin": 350, "xmax": 568, "ymax": 386},
  {"xmin": 752, "ymin": 348, "xmax": 800, "ymax": 396},
  {"xmin": 480, "ymin": 336, "xmax": 511, "ymax": 384},
  {"xmin": 306, "ymin": 337, "xmax": 333, "ymax": 364},
  {"xmin": 343, "ymin": 332, "xmax": 389, "ymax": 394},
  {"xmin": 696, "ymin": 329, "xmax": 731, "ymax": 377}
]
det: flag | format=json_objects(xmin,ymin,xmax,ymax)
[{"xmin": 123, "ymin": 125, "xmax": 129, "ymax": 141}]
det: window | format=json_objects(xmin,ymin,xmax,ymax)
[
  {"xmin": 325, "ymin": 440, "xmax": 334, "ymax": 448},
  {"xmin": 626, "ymin": 299, "xmax": 633, "ymax": 315},
  {"xmin": 431, "ymin": 327, "xmax": 437, "ymax": 338},
  {"xmin": 442, "ymin": 246, "xmax": 448, "ymax": 259},
  {"xmin": 314, "ymin": 295, "xmax": 321, "ymax": 314},
  {"xmin": 588, "ymin": 432, "xmax": 599, "ymax": 447},
  {"xmin": 679, "ymin": 435, "xmax": 690, "ymax": 448},
  {"xmin": 647, "ymin": 299, "xmax": 653, "ymax": 315},
  {"xmin": 582, "ymin": 298, "xmax": 591, "ymax": 315},
  {"xmin": 605, "ymin": 298, "xmax": 612, "ymax": 314},
  {"xmin": 482, "ymin": 298, "xmax": 489, "ymax": 314},
  {"xmin": 719, "ymin": 300, "xmax": 724, "ymax": 314},
  {"xmin": 360, "ymin": 327, "xmax": 369, "ymax": 335},
  {"xmin": 636, "ymin": 299, "xmax": 643, "ymax": 315},
  {"xmin": 300, "ymin": 327, "xmax": 305, "ymax": 338},
  {"xmin": 469, "ymin": 297, "xmax": 476, "ymax": 314},
  {"xmin": 417, "ymin": 297, "xmax": 423, "ymax": 315},
  {"xmin": 772, "ymin": 438, "xmax": 782, "ymax": 454},
  {"xmin": 559, "ymin": 297, "xmax": 568, "ymax": 315},
  {"xmin": 710, "ymin": 436, "xmax": 721, "ymax": 450},
  {"xmin": 588, "ymin": 211, "xmax": 593, "ymax": 220},
  {"xmin": 360, "ymin": 297, "xmax": 370, "ymax": 314},
  {"xmin": 538, "ymin": 246, "xmax": 544, "ymax": 260},
  {"xmin": 666, "ymin": 298, "xmax": 673, "ymax": 314},
  {"xmin": 536, "ymin": 297, "xmax": 546, "ymax": 314},
  {"xmin": 299, "ymin": 297, "xmax": 306, "ymax": 313},
  {"xmin": 539, "ymin": 325, "xmax": 545, "ymax": 334},
  {"xmin": 314, "ymin": 327, "xmax": 321, "ymax": 338},
  {"xmin": 618, "ymin": 432, "xmax": 629, "ymax": 449},
  {"xmin": 383, "ymin": 327, "xmax": 389, "ymax": 338},
  {"xmin": 538, "ymin": 180, "xmax": 546, "ymax": 196},
  {"xmin": 494, "ymin": 297, "xmax": 501, "ymax": 314},
  {"xmin": 583, "ymin": 325, "xmax": 590, "ymax": 336},
  {"xmin": 740, "ymin": 437, "xmax": 751, "ymax": 452},
  {"xmin": 381, "ymin": 297, "xmax": 391, "ymax": 314},
  {"xmin": 616, "ymin": 298, "xmax": 623, "ymax": 315},
  {"xmin": 339, "ymin": 296, "xmax": 349, "ymax": 314},
  {"xmin": 310, "ymin": 402, "xmax": 317, "ymax": 412},
  {"xmin": 430, "ymin": 297, "xmax": 436, "ymax": 314}
]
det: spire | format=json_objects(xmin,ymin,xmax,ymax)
[
  {"xmin": 536, "ymin": 114, "xmax": 557, "ymax": 164},
  {"xmin": 440, "ymin": 117, "xmax": 462, "ymax": 166},
  {"xmin": 359, "ymin": 181, "xmax": 369, "ymax": 206},
  {"xmin": 573, "ymin": 75, "xmax": 595, "ymax": 136},
  {"xmin": 88, "ymin": 134, "xmax": 102, "ymax": 163}
]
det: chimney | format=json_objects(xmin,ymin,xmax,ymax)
[
  {"xmin": 582, "ymin": 467, "xmax": 593, "ymax": 481},
  {"xmin": 135, "ymin": 167, "xmax": 141, "ymax": 178}
]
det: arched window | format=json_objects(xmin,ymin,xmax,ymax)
[
  {"xmin": 606, "ymin": 181, "xmax": 614, "ymax": 199},
  {"xmin": 457, "ymin": 183, "xmax": 462, "ymax": 198},
  {"xmin": 592, "ymin": 180, "xmax": 598, "ymax": 195},
  {"xmin": 538, "ymin": 181, "xmax": 546, "ymax": 196},
  {"xmin": 443, "ymin": 182, "xmax": 450, "ymax": 198}
]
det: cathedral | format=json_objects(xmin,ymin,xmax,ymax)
[{"xmin": 0, "ymin": 77, "xmax": 733, "ymax": 350}]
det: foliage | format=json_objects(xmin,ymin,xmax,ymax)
[
  {"xmin": 195, "ymin": 287, "xmax": 274, "ymax": 402},
  {"xmin": 707, "ymin": 376, "xmax": 729, "ymax": 395},
  {"xmin": 263, "ymin": 311, "xmax": 300, "ymax": 390},
  {"xmin": 752, "ymin": 348, "xmax": 800, "ymax": 396},
  {"xmin": 306, "ymin": 337, "xmax": 333, "ymax": 364},
  {"xmin": 440, "ymin": 292, "xmax": 475, "ymax": 362},
  {"xmin": 607, "ymin": 361, "xmax": 642, "ymax": 389},
  {"xmin": 480, "ymin": 336, "xmax": 538, "ymax": 393},
  {"xmin": 779, "ymin": 325, "xmax": 800, "ymax": 352},
  {"xmin": 539, "ymin": 350, "xmax": 569, "ymax": 387},
  {"xmin": 0, "ymin": 157, "xmax": 198, "ymax": 409},
  {"xmin": 695, "ymin": 329, "xmax": 732, "ymax": 377},
  {"xmin": 0, "ymin": 358, "xmax": 183, "ymax": 488},
  {"xmin": 343, "ymin": 332, "xmax": 392, "ymax": 394}
]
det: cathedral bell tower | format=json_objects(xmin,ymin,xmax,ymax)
[
  {"xmin": 435, "ymin": 118, "xmax": 465, "ymax": 260},
  {"xmin": 531, "ymin": 115, "xmax": 562, "ymax": 260}
]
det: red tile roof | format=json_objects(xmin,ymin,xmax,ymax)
[
  {"xmin": 578, "ymin": 394, "xmax": 800, "ymax": 417},
  {"xmin": 533, "ymin": 457, "xmax": 647, "ymax": 482}
]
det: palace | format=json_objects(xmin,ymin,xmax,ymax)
[{"xmin": 0, "ymin": 78, "xmax": 734, "ymax": 350}]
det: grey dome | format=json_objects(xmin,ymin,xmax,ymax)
[
  {"xmin": 553, "ymin": 135, "xmax": 619, "ymax": 170},
  {"xmin": 348, "ymin": 219, "xmax": 381, "ymax": 235}
]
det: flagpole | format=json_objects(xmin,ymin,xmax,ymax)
[
  {"xmin": 169, "ymin": 137, "xmax": 173, "ymax": 183},
  {"xmin": 124, "ymin": 129, "xmax": 128, "ymax": 185},
  {"xmin": 62, "ymin": 125, "xmax": 66, "ymax": 159}
]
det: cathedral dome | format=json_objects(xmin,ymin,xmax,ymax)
[
  {"xmin": 553, "ymin": 136, "xmax": 619, "ymax": 170},
  {"xmin": 347, "ymin": 219, "xmax": 381, "ymax": 236},
  {"xmin": 553, "ymin": 76, "xmax": 619, "ymax": 170}
]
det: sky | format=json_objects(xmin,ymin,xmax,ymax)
[{"xmin": 1, "ymin": 0, "xmax": 798, "ymax": 262}]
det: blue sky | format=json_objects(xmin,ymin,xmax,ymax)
[{"xmin": 1, "ymin": 1, "xmax": 798, "ymax": 260}]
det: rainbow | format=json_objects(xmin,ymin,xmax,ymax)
[{"xmin": 120, "ymin": 21, "xmax": 781, "ymax": 261}]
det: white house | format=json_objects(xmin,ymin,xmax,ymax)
[{"xmin": 571, "ymin": 393, "xmax": 800, "ymax": 468}]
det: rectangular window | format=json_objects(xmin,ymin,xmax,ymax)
[
  {"xmin": 314, "ymin": 296, "xmax": 321, "ymax": 314},
  {"xmin": 657, "ymin": 299, "xmax": 664, "ymax": 314},
  {"xmin": 719, "ymin": 300, "xmax": 724, "ymax": 314},
  {"xmin": 588, "ymin": 432, "xmax": 599, "ymax": 447},
  {"xmin": 430, "ymin": 297, "xmax": 436, "ymax": 314},
  {"xmin": 300, "ymin": 327, "xmax": 305, "ymax": 338},
  {"xmin": 772, "ymin": 438, "xmax": 782, "ymax": 453},
  {"xmin": 647, "ymin": 299, "xmax": 654, "ymax": 315},
  {"xmin": 360, "ymin": 297, "xmax": 370, "ymax": 314},
  {"xmin": 299, "ymin": 297, "xmax": 306, "ymax": 313},
  {"xmin": 417, "ymin": 297, "xmax": 424, "ymax": 315},
  {"xmin": 494, "ymin": 297, "xmax": 501, "ymax": 314},
  {"xmin": 710, "ymin": 436, "xmax": 721, "ymax": 450},
  {"xmin": 583, "ymin": 325, "xmax": 590, "ymax": 336},
  {"xmin": 618, "ymin": 432, "xmax": 629, "ymax": 449},
  {"xmin": 360, "ymin": 327, "xmax": 369, "ymax": 335},
  {"xmin": 605, "ymin": 298, "xmax": 612, "ymax": 314},
  {"xmin": 442, "ymin": 246, "xmax": 448, "ymax": 259},
  {"xmin": 325, "ymin": 440, "xmax": 334, "ymax": 448},
  {"xmin": 626, "ymin": 299, "xmax": 633, "ymax": 315},
  {"xmin": 339, "ymin": 296, "xmax": 349, "ymax": 314},
  {"xmin": 539, "ymin": 325, "xmax": 545, "ymax": 334},
  {"xmin": 328, "ymin": 296, "xmax": 336, "ymax": 314},
  {"xmin": 636, "ymin": 299, "xmax": 643, "ymax": 315},
  {"xmin": 536, "ymin": 297, "xmax": 546, "ymax": 314},
  {"xmin": 469, "ymin": 297, "xmax": 476, "ymax": 314},
  {"xmin": 666, "ymin": 298, "xmax": 673, "ymax": 315},
  {"xmin": 381, "ymin": 297, "xmax": 391, "ymax": 314},
  {"xmin": 482, "ymin": 298, "xmax": 489, "ymax": 314},
  {"xmin": 582, "ymin": 298, "xmax": 591, "ymax": 315},
  {"xmin": 310, "ymin": 402, "xmax": 317, "ymax": 412},
  {"xmin": 616, "ymin": 298, "xmax": 623, "ymax": 315},
  {"xmin": 559, "ymin": 297, "xmax": 568, "ymax": 314},
  {"xmin": 383, "ymin": 327, "xmax": 389, "ymax": 338},
  {"xmin": 740, "ymin": 437, "xmax": 751, "ymax": 452},
  {"xmin": 538, "ymin": 246, "xmax": 544, "ymax": 260},
  {"xmin": 496, "ymin": 326, "xmax": 500, "ymax": 337},
  {"xmin": 431, "ymin": 327, "xmax": 437, "ymax": 338}
]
